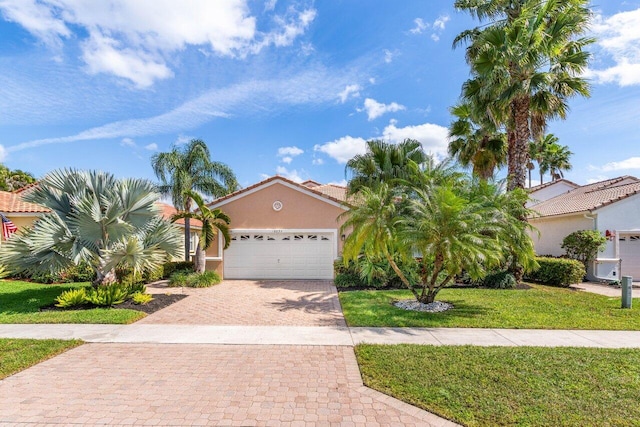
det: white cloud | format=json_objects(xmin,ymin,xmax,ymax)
[
  {"xmin": 362, "ymin": 98, "xmax": 405, "ymax": 121},
  {"xmin": 588, "ymin": 8, "xmax": 640, "ymax": 86},
  {"xmin": 120, "ymin": 137, "xmax": 136, "ymax": 147},
  {"xmin": 600, "ymin": 157, "xmax": 640, "ymax": 171},
  {"xmin": 281, "ymin": 156, "xmax": 293, "ymax": 164},
  {"xmin": 0, "ymin": 0, "xmax": 315, "ymax": 88},
  {"xmin": 381, "ymin": 121, "xmax": 449, "ymax": 157},
  {"xmin": 0, "ymin": 144, "xmax": 7, "ymax": 162},
  {"xmin": 383, "ymin": 49, "xmax": 395, "ymax": 64},
  {"xmin": 587, "ymin": 175, "xmax": 609, "ymax": 184},
  {"xmin": 410, "ymin": 18, "xmax": 428, "ymax": 35},
  {"xmin": 264, "ymin": 0, "xmax": 277, "ymax": 12},
  {"xmin": 144, "ymin": 143, "xmax": 158, "ymax": 151},
  {"xmin": 369, "ymin": 77, "xmax": 376, "ymax": 84},
  {"xmin": 277, "ymin": 146, "xmax": 303, "ymax": 157},
  {"xmin": 314, "ymin": 136, "xmax": 367, "ymax": 164},
  {"xmin": 175, "ymin": 134, "xmax": 193, "ymax": 145},
  {"xmin": 275, "ymin": 165, "xmax": 304, "ymax": 183},
  {"xmin": 328, "ymin": 179, "xmax": 347, "ymax": 186},
  {"xmin": 312, "ymin": 158, "xmax": 324, "ymax": 165},
  {"xmin": 433, "ymin": 15, "xmax": 449, "ymax": 31},
  {"xmin": 338, "ymin": 84, "xmax": 361, "ymax": 103}
]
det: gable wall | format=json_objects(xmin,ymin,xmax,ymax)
[{"xmin": 527, "ymin": 182, "xmax": 577, "ymax": 207}]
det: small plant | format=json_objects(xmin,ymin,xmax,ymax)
[
  {"xmin": 561, "ymin": 230, "xmax": 607, "ymax": 271},
  {"xmin": 131, "ymin": 292, "xmax": 154, "ymax": 305},
  {"xmin": 85, "ymin": 283, "xmax": 129, "ymax": 307},
  {"xmin": 483, "ymin": 271, "xmax": 516, "ymax": 289},
  {"xmin": 168, "ymin": 270, "xmax": 191, "ymax": 287},
  {"xmin": 54, "ymin": 288, "xmax": 88, "ymax": 308},
  {"xmin": 125, "ymin": 282, "xmax": 146, "ymax": 297},
  {"xmin": 187, "ymin": 271, "xmax": 221, "ymax": 288}
]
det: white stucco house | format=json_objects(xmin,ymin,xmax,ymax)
[{"xmin": 528, "ymin": 176, "xmax": 640, "ymax": 281}]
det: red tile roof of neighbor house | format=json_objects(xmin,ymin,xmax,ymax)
[
  {"xmin": 528, "ymin": 178, "xmax": 579, "ymax": 192},
  {"xmin": 209, "ymin": 175, "xmax": 349, "ymax": 207},
  {"xmin": 0, "ymin": 191, "xmax": 50, "ymax": 214},
  {"xmin": 157, "ymin": 203, "xmax": 203, "ymax": 228},
  {"xmin": 531, "ymin": 176, "xmax": 640, "ymax": 218}
]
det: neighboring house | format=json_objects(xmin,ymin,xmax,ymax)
[
  {"xmin": 0, "ymin": 190, "xmax": 50, "ymax": 243},
  {"xmin": 156, "ymin": 203, "xmax": 204, "ymax": 261},
  {"xmin": 526, "ymin": 179, "xmax": 579, "ymax": 207},
  {"xmin": 204, "ymin": 176, "xmax": 348, "ymax": 280},
  {"xmin": 529, "ymin": 176, "xmax": 640, "ymax": 281}
]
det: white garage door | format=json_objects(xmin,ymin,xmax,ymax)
[
  {"xmin": 223, "ymin": 231, "xmax": 336, "ymax": 279},
  {"xmin": 620, "ymin": 235, "xmax": 640, "ymax": 280}
]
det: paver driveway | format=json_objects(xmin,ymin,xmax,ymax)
[{"xmin": 141, "ymin": 280, "xmax": 346, "ymax": 326}]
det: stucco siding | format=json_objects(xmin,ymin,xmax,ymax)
[
  {"xmin": 529, "ymin": 214, "xmax": 595, "ymax": 256},
  {"xmin": 527, "ymin": 182, "xmax": 577, "ymax": 206}
]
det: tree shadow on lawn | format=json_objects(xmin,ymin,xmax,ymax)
[
  {"xmin": 0, "ymin": 285, "xmax": 77, "ymax": 315},
  {"xmin": 387, "ymin": 300, "xmax": 491, "ymax": 327}
]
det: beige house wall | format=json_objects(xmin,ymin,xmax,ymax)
[
  {"xmin": 528, "ymin": 214, "xmax": 595, "ymax": 256},
  {"xmin": 206, "ymin": 181, "xmax": 347, "ymax": 275}
]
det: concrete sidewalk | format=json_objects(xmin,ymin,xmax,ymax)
[{"xmin": 2, "ymin": 324, "xmax": 640, "ymax": 347}]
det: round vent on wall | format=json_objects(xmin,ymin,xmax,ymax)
[{"xmin": 272, "ymin": 200, "xmax": 283, "ymax": 211}]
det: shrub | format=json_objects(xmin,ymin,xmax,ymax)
[
  {"xmin": 163, "ymin": 261, "xmax": 195, "ymax": 279},
  {"xmin": 483, "ymin": 271, "xmax": 516, "ymax": 289},
  {"xmin": 333, "ymin": 257, "xmax": 416, "ymax": 289},
  {"xmin": 143, "ymin": 266, "xmax": 164, "ymax": 283},
  {"xmin": 334, "ymin": 272, "xmax": 366, "ymax": 288},
  {"xmin": 187, "ymin": 271, "xmax": 221, "ymax": 288},
  {"xmin": 131, "ymin": 292, "xmax": 154, "ymax": 305},
  {"xmin": 525, "ymin": 257, "xmax": 585, "ymax": 287},
  {"xmin": 125, "ymin": 283, "xmax": 146, "ymax": 297},
  {"xmin": 168, "ymin": 270, "xmax": 191, "ymax": 287},
  {"xmin": 55, "ymin": 288, "xmax": 88, "ymax": 308},
  {"xmin": 561, "ymin": 230, "xmax": 606, "ymax": 270},
  {"xmin": 85, "ymin": 283, "xmax": 129, "ymax": 307}
]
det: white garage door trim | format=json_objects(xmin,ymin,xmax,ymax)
[{"xmin": 223, "ymin": 229, "xmax": 338, "ymax": 280}]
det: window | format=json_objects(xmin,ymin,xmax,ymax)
[
  {"xmin": 189, "ymin": 232, "xmax": 198, "ymax": 253},
  {"xmin": 308, "ymin": 235, "xmax": 318, "ymax": 240},
  {"xmin": 294, "ymin": 235, "xmax": 304, "ymax": 241},
  {"xmin": 254, "ymin": 235, "xmax": 264, "ymax": 241},
  {"xmin": 267, "ymin": 236, "xmax": 275, "ymax": 241},
  {"xmin": 321, "ymin": 236, "xmax": 330, "ymax": 241},
  {"xmin": 240, "ymin": 235, "xmax": 250, "ymax": 241}
]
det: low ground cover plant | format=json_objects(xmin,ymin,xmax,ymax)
[
  {"xmin": 168, "ymin": 270, "xmax": 221, "ymax": 288},
  {"xmin": 54, "ymin": 283, "xmax": 153, "ymax": 308}
]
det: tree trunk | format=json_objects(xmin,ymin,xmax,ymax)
[
  {"xmin": 418, "ymin": 290, "xmax": 437, "ymax": 304},
  {"xmin": 385, "ymin": 253, "xmax": 419, "ymax": 301},
  {"xmin": 507, "ymin": 97, "xmax": 531, "ymax": 191},
  {"xmin": 194, "ymin": 244, "xmax": 206, "ymax": 273},
  {"xmin": 184, "ymin": 216, "xmax": 191, "ymax": 262},
  {"xmin": 94, "ymin": 267, "xmax": 116, "ymax": 287}
]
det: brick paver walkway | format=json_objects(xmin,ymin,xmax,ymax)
[
  {"xmin": 0, "ymin": 343, "xmax": 453, "ymax": 426},
  {"xmin": 140, "ymin": 280, "xmax": 346, "ymax": 327}
]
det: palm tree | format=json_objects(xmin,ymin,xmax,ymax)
[
  {"xmin": 345, "ymin": 139, "xmax": 428, "ymax": 195},
  {"xmin": 448, "ymin": 101, "xmax": 506, "ymax": 181},
  {"xmin": 341, "ymin": 157, "xmax": 536, "ymax": 304},
  {"xmin": 455, "ymin": 0, "xmax": 593, "ymax": 190},
  {"xmin": 0, "ymin": 169, "xmax": 183, "ymax": 286},
  {"xmin": 152, "ymin": 139, "xmax": 238, "ymax": 262},
  {"xmin": 170, "ymin": 191, "xmax": 231, "ymax": 273},
  {"xmin": 544, "ymin": 143, "xmax": 573, "ymax": 181},
  {"xmin": 528, "ymin": 134, "xmax": 559, "ymax": 186}
]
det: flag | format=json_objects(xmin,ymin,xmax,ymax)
[{"xmin": 0, "ymin": 213, "xmax": 17, "ymax": 240}]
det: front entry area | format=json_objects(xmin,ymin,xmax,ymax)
[{"xmin": 223, "ymin": 231, "xmax": 336, "ymax": 279}]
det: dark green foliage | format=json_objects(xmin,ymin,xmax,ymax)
[
  {"xmin": 0, "ymin": 165, "xmax": 36, "ymax": 191},
  {"xmin": 168, "ymin": 270, "xmax": 191, "ymax": 287},
  {"xmin": 54, "ymin": 288, "xmax": 88, "ymax": 308},
  {"xmin": 14, "ymin": 261, "xmax": 96, "ymax": 284},
  {"xmin": 124, "ymin": 282, "xmax": 146, "ymax": 296},
  {"xmin": 333, "ymin": 258, "xmax": 409, "ymax": 289},
  {"xmin": 561, "ymin": 230, "xmax": 607, "ymax": 269},
  {"xmin": 162, "ymin": 261, "xmax": 195, "ymax": 279},
  {"xmin": 526, "ymin": 257, "xmax": 585, "ymax": 287},
  {"xmin": 142, "ymin": 267, "xmax": 164, "ymax": 283},
  {"xmin": 168, "ymin": 270, "xmax": 221, "ymax": 288},
  {"xmin": 85, "ymin": 283, "xmax": 129, "ymax": 307},
  {"xmin": 482, "ymin": 271, "xmax": 516, "ymax": 289}
]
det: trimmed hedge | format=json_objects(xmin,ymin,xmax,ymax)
[
  {"xmin": 162, "ymin": 261, "xmax": 195, "ymax": 279},
  {"xmin": 525, "ymin": 257, "xmax": 585, "ymax": 287}
]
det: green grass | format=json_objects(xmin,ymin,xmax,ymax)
[
  {"xmin": 0, "ymin": 338, "xmax": 82, "ymax": 379},
  {"xmin": 0, "ymin": 280, "xmax": 145, "ymax": 324},
  {"xmin": 339, "ymin": 284, "xmax": 640, "ymax": 330},
  {"xmin": 356, "ymin": 344, "xmax": 640, "ymax": 427}
]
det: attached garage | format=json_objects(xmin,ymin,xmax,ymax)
[
  {"xmin": 223, "ymin": 231, "xmax": 336, "ymax": 279},
  {"xmin": 204, "ymin": 176, "xmax": 348, "ymax": 280},
  {"xmin": 619, "ymin": 234, "xmax": 640, "ymax": 280}
]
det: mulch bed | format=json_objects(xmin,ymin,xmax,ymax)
[{"xmin": 40, "ymin": 293, "xmax": 188, "ymax": 315}]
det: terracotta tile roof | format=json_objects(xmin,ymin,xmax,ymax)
[
  {"xmin": 532, "ymin": 176, "xmax": 640, "ymax": 218},
  {"xmin": 157, "ymin": 203, "xmax": 202, "ymax": 228},
  {"xmin": 528, "ymin": 178, "xmax": 579, "ymax": 192},
  {"xmin": 209, "ymin": 175, "xmax": 348, "ymax": 207},
  {"xmin": 301, "ymin": 179, "xmax": 322, "ymax": 188},
  {"xmin": 0, "ymin": 191, "xmax": 49, "ymax": 214},
  {"xmin": 13, "ymin": 182, "xmax": 39, "ymax": 196}
]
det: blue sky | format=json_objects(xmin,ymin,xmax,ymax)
[{"xmin": 0, "ymin": 1, "xmax": 639, "ymax": 189}]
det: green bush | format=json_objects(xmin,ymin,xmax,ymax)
[
  {"xmin": 54, "ymin": 288, "xmax": 88, "ymax": 308},
  {"xmin": 162, "ymin": 261, "xmax": 195, "ymax": 279},
  {"xmin": 143, "ymin": 266, "xmax": 164, "ymax": 283},
  {"xmin": 187, "ymin": 271, "xmax": 221, "ymax": 288},
  {"xmin": 168, "ymin": 270, "xmax": 191, "ymax": 287},
  {"xmin": 333, "ymin": 257, "xmax": 415, "ymax": 289},
  {"xmin": 131, "ymin": 292, "xmax": 154, "ymax": 305},
  {"xmin": 525, "ymin": 257, "xmax": 585, "ymax": 287},
  {"xmin": 14, "ymin": 262, "xmax": 96, "ymax": 284},
  {"xmin": 483, "ymin": 271, "xmax": 516, "ymax": 289},
  {"xmin": 85, "ymin": 283, "xmax": 129, "ymax": 307},
  {"xmin": 334, "ymin": 272, "xmax": 366, "ymax": 288},
  {"xmin": 125, "ymin": 283, "xmax": 146, "ymax": 297},
  {"xmin": 561, "ymin": 230, "xmax": 606, "ymax": 269}
]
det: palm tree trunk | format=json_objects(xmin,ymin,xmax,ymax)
[
  {"xmin": 184, "ymin": 217, "xmax": 191, "ymax": 262},
  {"xmin": 94, "ymin": 259, "xmax": 116, "ymax": 287},
  {"xmin": 540, "ymin": 169, "xmax": 543, "ymax": 185},
  {"xmin": 385, "ymin": 253, "xmax": 419, "ymax": 301},
  {"xmin": 194, "ymin": 244, "xmax": 206, "ymax": 273},
  {"xmin": 507, "ymin": 97, "xmax": 531, "ymax": 191}
]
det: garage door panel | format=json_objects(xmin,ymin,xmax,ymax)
[
  {"xmin": 224, "ymin": 231, "xmax": 335, "ymax": 279},
  {"xmin": 620, "ymin": 235, "xmax": 640, "ymax": 279}
]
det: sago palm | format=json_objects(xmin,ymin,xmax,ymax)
[
  {"xmin": 0, "ymin": 169, "xmax": 183, "ymax": 285},
  {"xmin": 152, "ymin": 139, "xmax": 238, "ymax": 261},
  {"xmin": 171, "ymin": 191, "xmax": 231, "ymax": 273}
]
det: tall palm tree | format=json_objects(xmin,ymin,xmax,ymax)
[
  {"xmin": 171, "ymin": 191, "xmax": 231, "ymax": 273},
  {"xmin": 528, "ymin": 134, "xmax": 559, "ymax": 186},
  {"xmin": 455, "ymin": 0, "xmax": 593, "ymax": 190},
  {"xmin": 152, "ymin": 139, "xmax": 238, "ymax": 261},
  {"xmin": 345, "ymin": 139, "xmax": 427, "ymax": 195},
  {"xmin": 0, "ymin": 169, "xmax": 183, "ymax": 285},
  {"xmin": 544, "ymin": 143, "xmax": 573, "ymax": 181},
  {"xmin": 448, "ymin": 101, "xmax": 507, "ymax": 181}
]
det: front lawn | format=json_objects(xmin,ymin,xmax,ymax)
[
  {"xmin": 339, "ymin": 284, "xmax": 640, "ymax": 329},
  {"xmin": 0, "ymin": 338, "xmax": 82, "ymax": 379},
  {"xmin": 356, "ymin": 344, "xmax": 640, "ymax": 427},
  {"xmin": 0, "ymin": 280, "xmax": 145, "ymax": 324}
]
